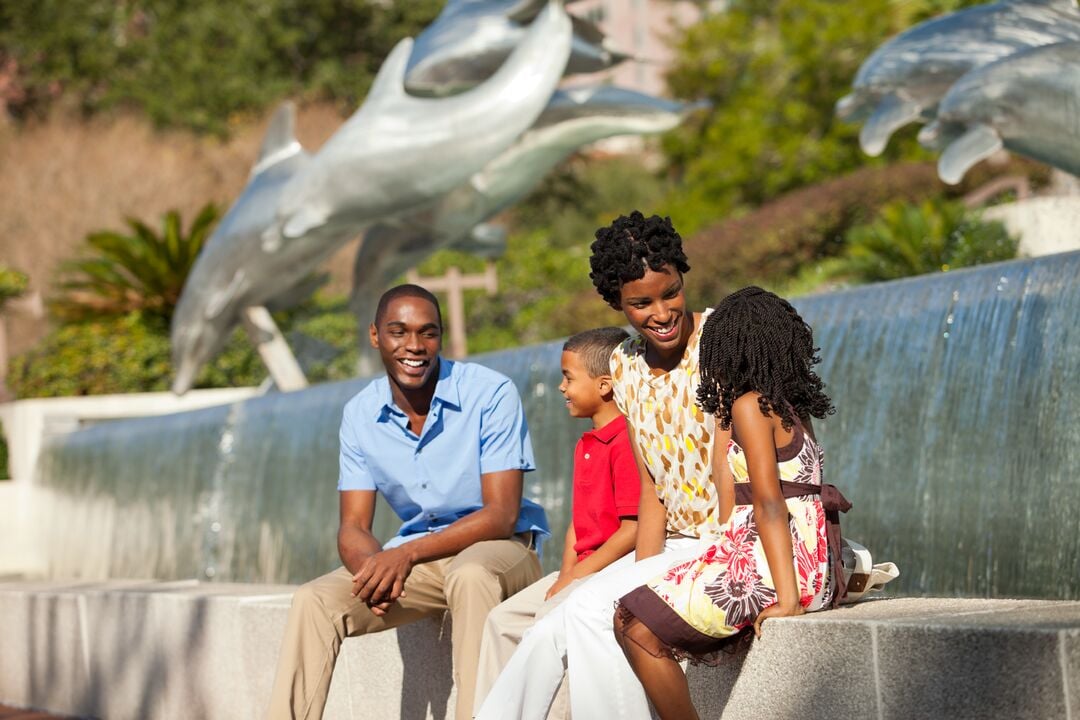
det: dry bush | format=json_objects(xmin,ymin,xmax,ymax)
[{"xmin": 0, "ymin": 102, "xmax": 349, "ymax": 357}]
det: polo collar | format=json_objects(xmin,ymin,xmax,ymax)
[
  {"xmin": 585, "ymin": 413, "xmax": 626, "ymax": 444},
  {"xmin": 378, "ymin": 357, "xmax": 460, "ymax": 418}
]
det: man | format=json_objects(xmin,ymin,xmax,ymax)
[{"xmin": 268, "ymin": 284, "xmax": 548, "ymax": 720}]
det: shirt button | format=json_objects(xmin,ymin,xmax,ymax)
[
  {"xmin": 421, "ymin": 483, "xmax": 428, "ymax": 489},
  {"xmin": 584, "ymin": 453, "xmax": 591, "ymax": 460}
]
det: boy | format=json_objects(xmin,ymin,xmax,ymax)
[{"xmin": 472, "ymin": 326, "xmax": 640, "ymax": 718}]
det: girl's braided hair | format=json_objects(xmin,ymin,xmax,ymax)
[
  {"xmin": 696, "ymin": 286, "xmax": 834, "ymax": 430},
  {"xmin": 589, "ymin": 211, "xmax": 690, "ymax": 307}
]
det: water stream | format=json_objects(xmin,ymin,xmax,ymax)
[{"xmin": 33, "ymin": 251, "xmax": 1080, "ymax": 598}]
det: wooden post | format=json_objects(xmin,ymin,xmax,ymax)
[
  {"xmin": 406, "ymin": 262, "xmax": 498, "ymax": 359},
  {"xmin": 240, "ymin": 306, "xmax": 309, "ymax": 393}
]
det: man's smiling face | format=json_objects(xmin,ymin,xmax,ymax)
[{"xmin": 370, "ymin": 294, "xmax": 443, "ymax": 393}]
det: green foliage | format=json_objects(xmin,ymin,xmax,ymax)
[
  {"xmin": 51, "ymin": 203, "xmax": 220, "ymax": 323},
  {"xmin": 662, "ymin": 0, "xmax": 986, "ymax": 235},
  {"xmin": 817, "ymin": 198, "xmax": 1018, "ymax": 285},
  {"xmin": 9, "ymin": 292, "xmax": 361, "ymax": 398},
  {"xmin": 0, "ymin": 0, "xmax": 441, "ymax": 135},
  {"xmin": 0, "ymin": 265, "xmax": 29, "ymax": 309}
]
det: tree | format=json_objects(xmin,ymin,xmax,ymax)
[
  {"xmin": 50, "ymin": 203, "xmax": 219, "ymax": 322},
  {"xmin": 661, "ymin": 0, "xmax": 987, "ymax": 235},
  {"xmin": 0, "ymin": 0, "xmax": 441, "ymax": 135}
]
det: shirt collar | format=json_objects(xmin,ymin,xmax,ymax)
[
  {"xmin": 377, "ymin": 357, "xmax": 460, "ymax": 418},
  {"xmin": 584, "ymin": 413, "xmax": 626, "ymax": 444}
]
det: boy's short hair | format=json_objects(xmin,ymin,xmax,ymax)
[{"xmin": 563, "ymin": 326, "xmax": 630, "ymax": 378}]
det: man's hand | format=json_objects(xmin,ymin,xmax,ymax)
[
  {"xmin": 752, "ymin": 600, "xmax": 805, "ymax": 639},
  {"xmin": 351, "ymin": 545, "xmax": 415, "ymax": 606},
  {"xmin": 544, "ymin": 572, "xmax": 575, "ymax": 601}
]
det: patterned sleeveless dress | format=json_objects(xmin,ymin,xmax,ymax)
[
  {"xmin": 618, "ymin": 417, "xmax": 834, "ymax": 658},
  {"xmin": 609, "ymin": 309, "xmax": 723, "ymax": 539}
]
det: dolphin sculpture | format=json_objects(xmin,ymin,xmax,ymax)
[
  {"xmin": 405, "ymin": 0, "xmax": 628, "ymax": 97},
  {"xmin": 170, "ymin": 1, "xmax": 572, "ymax": 394},
  {"xmin": 349, "ymin": 85, "xmax": 706, "ymax": 372},
  {"xmin": 836, "ymin": 0, "xmax": 1080, "ymax": 156},
  {"xmin": 917, "ymin": 41, "xmax": 1080, "ymax": 184}
]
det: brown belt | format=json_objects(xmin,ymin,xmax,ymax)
[{"xmin": 733, "ymin": 480, "xmax": 852, "ymax": 607}]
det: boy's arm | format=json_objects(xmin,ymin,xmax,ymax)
[
  {"xmin": 546, "ymin": 523, "xmax": 580, "ymax": 599},
  {"xmin": 558, "ymin": 523, "xmax": 578, "ymax": 576},
  {"xmin": 566, "ymin": 518, "xmax": 637, "ymax": 578}
]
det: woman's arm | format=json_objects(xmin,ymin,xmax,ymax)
[
  {"xmin": 632, "ymin": 438, "xmax": 667, "ymax": 560},
  {"xmin": 732, "ymin": 394, "xmax": 804, "ymax": 636}
]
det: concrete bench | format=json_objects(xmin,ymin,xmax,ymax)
[{"xmin": 0, "ymin": 581, "xmax": 1076, "ymax": 719}]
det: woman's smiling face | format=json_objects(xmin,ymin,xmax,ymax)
[{"xmin": 616, "ymin": 263, "xmax": 692, "ymax": 364}]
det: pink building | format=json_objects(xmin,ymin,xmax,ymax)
[{"xmin": 569, "ymin": 0, "xmax": 702, "ymax": 98}]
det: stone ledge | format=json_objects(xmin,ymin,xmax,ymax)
[{"xmin": 0, "ymin": 583, "xmax": 1076, "ymax": 720}]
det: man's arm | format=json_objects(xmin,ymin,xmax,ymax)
[
  {"xmin": 351, "ymin": 467, "xmax": 524, "ymax": 607},
  {"xmin": 338, "ymin": 489, "xmax": 382, "ymax": 575}
]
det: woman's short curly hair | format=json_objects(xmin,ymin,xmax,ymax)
[{"xmin": 589, "ymin": 211, "xmax": 690, "ymax": 307}]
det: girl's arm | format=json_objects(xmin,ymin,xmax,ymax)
[
  {"xmin": 632, "ymin": 438, "xmax": 667, "ymax": 560},
  {"xmin": 711, "ymin": 426, "xmax": 735, "ymax": 526},
  {"xmin": 732, "ymin": 394, "xmax": 804, "ymax": 636}
]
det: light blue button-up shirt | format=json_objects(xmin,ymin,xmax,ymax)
[{"xmin": 338, "ymin": 358, "xmax": 549, "ymax": 549}]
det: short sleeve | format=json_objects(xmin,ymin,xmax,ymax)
[
  {"xmin": 610, "ymin": 433, "xmax": 642, "ymax": 517},
  {"xmin": 479, "ymin": 379, "xmax": 536, "ymax": 474},
  {"xmin": 338, "ymin": 403, "xmax": 375, "ymax": 491}
]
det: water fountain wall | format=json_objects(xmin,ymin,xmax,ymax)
[{"xmin": 33, "ymin": 251, "xmax": 1080, "ymax": 598}]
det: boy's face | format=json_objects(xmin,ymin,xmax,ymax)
[{"xmin": 558, "ymin": 350, "xmax": 608, "ymax": 419}]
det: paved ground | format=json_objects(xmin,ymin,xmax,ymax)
[{"xmin": 0, "ymin": 705, "xmax": 81, "ymax": 719}]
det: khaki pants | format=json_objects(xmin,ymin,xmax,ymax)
[
  {"xmin": 268, "ymin": 536, "xmax": 541, "ymax": 720},
  {"xmin": 473, "ymin": 571, "xmax": 589, "ymax": 719}
]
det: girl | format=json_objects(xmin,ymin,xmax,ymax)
[
  {"xmin": 476, "ymin": 211, "xmax": 728, "ymax": 720},
  {"xmin": 614, "ymin": 285, "xmax": 847, "ymax": 720}
]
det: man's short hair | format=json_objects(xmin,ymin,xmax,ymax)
[
  {"xmin": 374, "ymin": 284, "xmax": 443, "ymax": 328},
  {"xmin": 563, "ymin": 326, "xmax": 629, "ymax": 378}
]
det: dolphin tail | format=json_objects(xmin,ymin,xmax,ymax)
[
  {"xmin": 859, "ymin": 94, "xmax": 922, "ymax": 157},
  {"xmin": 251, "ymin": 102, "xmax": 302, "ymax": 175},
  {"xmin": 938, "ymin": 124, "xmax": 1004, "ymax": 185}
]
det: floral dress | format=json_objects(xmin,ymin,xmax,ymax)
[{"xmin": 617, "ymin": 417, "xmax": 834, "ymax": 659}]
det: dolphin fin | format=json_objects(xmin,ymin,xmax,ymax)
[
  {"xmin": 251, "ymin": 103, "xmax": 302, "ymax": 175},
  {"xmin": 570, "ymin": 14, "xmax": 606, "ymax": 45},
  {"xmin": 359, "ymin": 38, "xmax": 412, "ymax": 111},
  {"xmin": 205, "ymin": 270, "xmax": 247, "ymax": 320},
  {"xmin": 282, "ymin": 205, "xmax": 329, "ymax": 240},
  {"xmin": 859, "ymin": 94, "xmax": 922, "ymax": 157},
  {"xmin": 938, "ymin": 124, "xmax": 1003, "ymax": 185},
  {"xmin": 451, "ymin": 223, "xmax": 507, "ymax": 258}
]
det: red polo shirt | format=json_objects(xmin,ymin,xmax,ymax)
[{"xmin": 572, "ymin": 414, "xmax": 641, "ymax": 561}]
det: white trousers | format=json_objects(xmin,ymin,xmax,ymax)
[{"xmin": 475, "ymin": 536, "xmax": 704, "ymax": 720}]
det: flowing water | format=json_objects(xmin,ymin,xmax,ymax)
[{"xmin": 33, "ymin": 252, "xmax": 1080, "ymax": 598}]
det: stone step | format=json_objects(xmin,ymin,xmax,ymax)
[{"xmin": 0, "ymin": 582, "xmax": 1076, "ymax": 720}]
